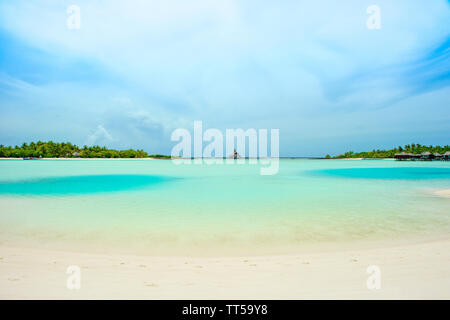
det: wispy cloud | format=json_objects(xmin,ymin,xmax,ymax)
[{"xmin": 86, "ymin": 125, "xmax": 113, "ymax": 146}]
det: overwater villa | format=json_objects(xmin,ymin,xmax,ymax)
[
  {"xmin": 394, "ymin": 151, "xmax": 448, "ymax": 161},
  {"xmin": 393, "ymin": 152, "xmax": 419, "ymax": 160},
  {"xmin": 434, "ymin": 153, "xmax": 443, "ymax": 160}
]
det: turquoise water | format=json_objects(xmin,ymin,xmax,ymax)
[
  {"xmin": 0, "ymin": 159, "xmax": 449, "ymax": 255},
  {"xmin": 315, "ymin": 167, "xmax": 450, "ymax": 180},
  {"xmin": 0, "ymin": 174, "xmax": 168, "ymax": 195}
]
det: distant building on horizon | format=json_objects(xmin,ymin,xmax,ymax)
[{"xmin": 228, "ymin": 149, "xmax": 241, "ymax": 159}]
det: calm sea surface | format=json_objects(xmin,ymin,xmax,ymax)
[{"xmin": 0, "ymin": 159, "xmax": 449, "ymax": 255}]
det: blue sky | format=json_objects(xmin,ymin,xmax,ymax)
[{"xmin": 0, "ymin": 0, "xmax": 449, "ymax": 156}]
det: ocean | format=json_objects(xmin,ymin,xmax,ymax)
[{"xmin": 0, "ymin": 159, "xmax": 449, "ymax": 256}]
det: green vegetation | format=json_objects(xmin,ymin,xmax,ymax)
[
  {"xmin": 332, "ymin": 144, "xmax": 450, "ymax": 159},
  {"xmin": 0, "ymin": 141, "xmax": 167, "ymax": 158},
  {"xmin": 148, "ymin": 154, "xmax": 171, "ymax": 159}
]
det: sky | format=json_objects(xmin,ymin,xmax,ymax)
[{"xmin": 0, "ymin": 0, "xmax": 449, "ymax": 157}]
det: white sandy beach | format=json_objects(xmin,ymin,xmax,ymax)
[{"xmin": 1, "ymin": 239, "xmax": 449, "ymax": 299}]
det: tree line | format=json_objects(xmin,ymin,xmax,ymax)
[
  {"xmin": 326, "ymin": 144, "xmax": 450, "ymax": 159},
  {"xmin": 0, "ymin": 141, "xmax": 164, "ymax": 158}
]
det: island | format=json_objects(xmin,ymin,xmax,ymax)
[
  {"xmin": 0, "ymin": 141, "xmax": 171, "ymax": 159},
  {"xmin": 326, "ymin": 144, "xmax": 450, "ymax": 160}
]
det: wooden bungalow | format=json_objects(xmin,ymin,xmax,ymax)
[
  {"xmin": 444, "ymin": 151, "xmax": 450, "ymax": 161},
  {"xmin": 394, "ymin": 152, "xmax": 422, "ymax": 161},
  {"xmin": 394, "ymin": 152, "xmax": 411, "ymax": 160},
  {"xmin": 395, "ymin": 151, "xmax": 448, "ymax": 161},
  {"xmin": 420, "ymin": 151, "xmax": 434, "ymax": 160}
]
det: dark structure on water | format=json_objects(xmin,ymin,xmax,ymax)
[
  {"xmin": 394, "ymin": 151, "xmax": 448, "ymax": 161},
  {"xmin": 228, "ymin": 149, "xmax": 241, "ymax": 159}
]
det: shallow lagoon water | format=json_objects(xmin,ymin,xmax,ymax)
[
  {"xmin": 0, "ymin": 159, "xmax": 449, "ymax": 255},
  {"xmin": 315, "ymin": 167, "xmax": 450, "ymax": 180},
  {"xmin": 0, "ymin": 174, "xmax": 168, "ymax": 195}
]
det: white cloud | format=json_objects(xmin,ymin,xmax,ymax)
[
  {"xmin": 1, "ymin": 1, "xmax": 448, "ymax": 102},
  {"xmin": 86, "ymin": 125, "xmax": 113, "ymax": 146}
]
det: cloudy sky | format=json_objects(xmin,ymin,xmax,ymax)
[{"xmin": 0, "ymin": 0, "xmax": 449, "ymax": 156}]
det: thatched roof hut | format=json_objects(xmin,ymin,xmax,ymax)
[
  {"xmin": 394, "ymin": 152, "xmax": 422, "ymax": 160},
  {"xmin": 421, "ymin": 151, "xmax": 434, "ymax": 160},
  {"xmin": 396, "ymin": 150, "xmax": 449, "ymax": 161},
  {"xmin": 394, "ymin": 152, "xmax": 411, "ymax": 160}
]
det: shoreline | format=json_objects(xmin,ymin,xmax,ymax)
[
  {"xmin": 0, "ymin": 157, "xmax": 163, "ymax": 160},
  {"xmin": 8, "ymin": 157, "xmax": 443, "ymax": 161},
  {"xmin": 1, "ymin": 230, "xmax": 448, "ymax": 258},
  {"xmin": 1, "ymin": 238, "xmax": 449, "ymax": 299}
]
